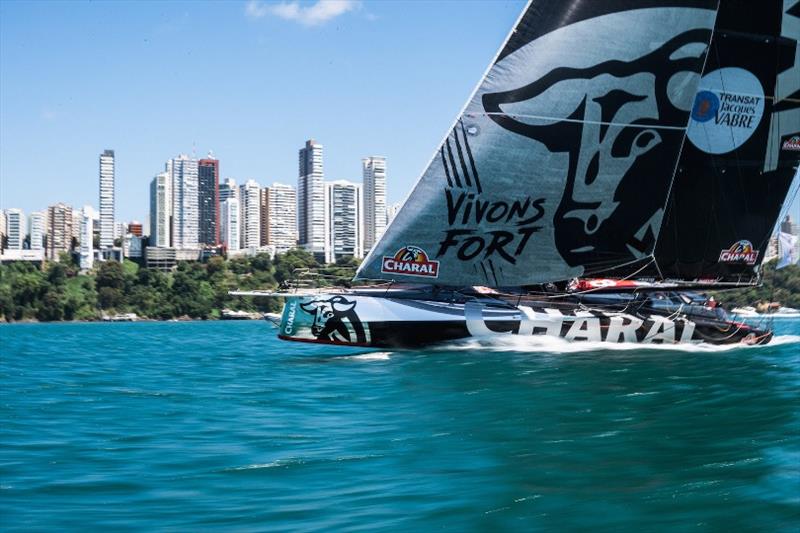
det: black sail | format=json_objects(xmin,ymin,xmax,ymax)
[
  {"xmin": 645, "ymin": 0, "xmax": 800, "ymax": 285},
  {"xmin": 356, "ymin": 0, "xmax": 719, "ymax": 286}
]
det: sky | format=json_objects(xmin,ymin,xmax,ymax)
[{"xmin": 0, "ymin": 0, "xmax": 525, "ymax": 222}]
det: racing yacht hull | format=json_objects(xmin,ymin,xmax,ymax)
[{"xmin": 277, "ymin": 291, "xmax": 773, "ymax": 348}]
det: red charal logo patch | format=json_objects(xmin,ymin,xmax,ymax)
[
  {"xmin": 782, "ymin": 135, "xmax": 800, "ymax": 151},
  {"xmin": 719, "ymin": 240, "xmax": 759, "ymax": 265},
  {"xmin": 381, "ymin": 246, "xmax": 440, "ymax": 278}
]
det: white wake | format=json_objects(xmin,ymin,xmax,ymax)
[{"xmin": 431, "ymin": 334, "xmax": 800, "ymax": 354}]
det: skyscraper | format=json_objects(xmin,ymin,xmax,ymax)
[
  {"xmin": 362, "ymin": 156, "xmax": 387, "ymax": 252},
  {"xmin": 239, "ymin": 179, "xmax": 261, "ymax": 249},
  {"xmin": 298, "ymin": 139, "xmax": 326, "ymax": 260},
  {"xmin": 5, "ymin": 209, "xmax": 25, "ymax": 250},
  {"xmin": 262, "ymin": 183, "xmax": 298, "ymax": 253},
  {"xmin": 0, "ymin": 210, "xmax": 6, "ymax": 251},
  {"xmin": 29, "ymin": 211, "xmax": 45, "ymax": 251},
  {"xmin": 79, "ymin": 206, "xmax": 94, "ymax": 270},
  {"xmin": 47, "ymin": 203, "xmax": 73, "ymax": 260},
  {"xmin": 168, "ymin": 154, "xmax": 199, "ymax": 249},
  {"xmin": 149, "ymin": 172, "xmax": 172, "ymax": 248},
  {"xmin": 325, "ymin": 180, "xmax": 362, "ymax": 263},
  {"xmin": 219, "ymin": 178, "xmax": 238, "ymax": 203},
  {"xmin": 220, "ymin": 198, "xmax": 240, "ymax": 251},
  {"xmin": 99, "ymin": 149, "xmax": 115, "ymax": 248},
  {"xmin": 198, "ymin": 156, "xmax": 220, "ymax": 246}
]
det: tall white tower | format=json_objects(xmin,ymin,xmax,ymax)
[
  {"xmin": 79, "ymin": 206, "xmax": 94, "ymax": 270},
  {"xmin": 149, "ymin": 171, "xmax": 172, "ymax": 248},
  {"xmin": 239, "ymin": 179, "xmax": 262, "ymax": 249},
  {"xmin": 29, "ymin": 211, "xmax": 46, "ymax": 251},
  {"xmin": 263, "ymin": 183, "xmax": 298, "ymax": 253},
  {"xmin": 362, "ymin": 156, "xmax": 386, "ymax": 252},
  {"xmin": 220, "ymin": 198, "xmax": 240, "ymax": 251},
  {"xmin": 325, "ymin": 180, "xmax": 363, "ymax": 263},
  {"xmin": 167, "ymin": 154, "xmax": 199, "ymax": 249},
  {"xmin": 99, "ymin": 149, "xmax": 115, "ymax": 248},
  {"xmin": 298, "ymin": 140, "xmax": 326, "ymax": 260},
  {"xmin": 4, "ymin": 209, "xmax": 25, "ymax": 250}
]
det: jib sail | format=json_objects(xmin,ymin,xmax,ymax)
[
  {"xmin": 356, "ymin": 0, "xmax": 718, "ymax": 286},
  {"xmin": 642, "ymin": 0, "xmax": 800, "ymax": 285}
]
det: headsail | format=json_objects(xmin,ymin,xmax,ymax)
[
  {"xmin": 641, "ymin": 0, "xmax": 800, "ymax": 285},
  {"xmin": 356, "ymin": 0, "xmax": 718, "ymax": 286}
]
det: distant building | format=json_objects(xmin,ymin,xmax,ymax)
[
  {"xmin": 298, "ymin": 139, "xmax": 326, "ymax": 260},
  {"xmin": 198, "ymin": 156, "xmax": 220, "ymax": 246},
  {"xmin": 386, "ymin": 201, "xmax": 402, "ymax": 225},
  {"xmin": 145, "ymin": 246, "xmax": 177, "ymax": 272},
  {"xmin": 5, "ymin": 209, "xmax": 25, "ymax": 250},
  {"xmin": 219, "ymin": 178, "xmax": 238, "ymax": 203},
  {"xmin": 128, "ymin": 221, "xmax": 143, "ymax": 237},
  {"xmin": 239, "ymin": 179, "xmax": 261, "ymax": 249},
  {"xmin": 29, "ymin": 211, "xmax": 46, "ymax": 251},
  {"xmin": 46, "ymin": 203, "xmax": 73, "ymax": 260},
  {"xmin": 123, "ymin": 234, "xmax": 143, "ymax": 259},
  {"xmin": 79, "ymin": 206, "xmax": 94, "ymax": 270},
  {"xmin": 99, "ymin": 149, "xmax": 115, "ymax": 248},
  {"xmin": 150, "ymin": 171, "xmax": 172, "ymax": 247},
  {"xmin": 262, "ymin": 183, "xmax": 298, "ymax": 254},
  {"xmin": 220, "ymin": 198, "xmax": 240, "ymax": 251},
  {"xmin": 168, "ymin": 154, "xmax": 199, "ymax": 249},
  {"xmin": 362, "ymin": 156, "xmax": 387, "ymax": 252},
  {"xmin": 325, "ymin": 180, "xmax": 362, "ymax": 263}
]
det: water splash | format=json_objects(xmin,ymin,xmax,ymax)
[{"xmin": 431, "ymin": 334, "xmax": 800, "ymax": 354}]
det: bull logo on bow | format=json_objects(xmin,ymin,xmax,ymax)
[{"xmin": 299, "ymin": 296, "xmax": 368, "ymax": 344}]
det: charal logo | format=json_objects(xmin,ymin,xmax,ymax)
[
  {"xmin": 719, "ymin": 240, "xmax": 759, "ymax": 265},
  {"xmin": 782, "ymin": 135, "xmax": 800, "ymax": 151},
  {"xmin": 382, "ymin": 246, "xmax": 439, "ymax": 278}
]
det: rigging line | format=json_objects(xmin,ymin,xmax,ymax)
[
  {"xmin": 475, "ymin": 111, "xmax": 690, "ymax": 131},
  {"xmin": 543, "ymin": 257, "xmax": 658, "ymax": 300},
  {"xmin": 653, "ymin": 3, "xmax": 719, "ymax": 275}
]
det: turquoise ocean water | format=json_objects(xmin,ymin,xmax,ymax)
[{"xmin": 1, "ymin": 320, "xmax": 799, "ymax": 531}]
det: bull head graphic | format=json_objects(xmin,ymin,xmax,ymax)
[
  {"xmin": 299, "ymin": 296, "xmax": 367, "ymax": 344},
  {"xmin": 483, "ymin": 28, "xmax": 711, "ymax": 267}
]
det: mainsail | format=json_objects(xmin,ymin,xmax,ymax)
[
  {"xmin": 356, "ymin": 0, "xmax": 719, "ymax": 286},
  {"xmin": 641, "ymin": 0, "xmax": 800, "ymax": 285}
]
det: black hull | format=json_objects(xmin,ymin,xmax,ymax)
[{"xmin": 277, "ymin": 292, "xmax": 772, "ymax": 349}]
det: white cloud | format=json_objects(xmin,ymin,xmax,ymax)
[{"xmin": 245, "ymin": 0, "xmax": 357, "ymax": 26}]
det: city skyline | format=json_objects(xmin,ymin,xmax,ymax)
[{"xmin": 0, "ymin": 1, "xmax": 526, "ymax": 221}]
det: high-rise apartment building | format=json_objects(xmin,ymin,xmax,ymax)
[
  {"xmin": 219, "ymin": 178, "xmax": 238, "ymax": 203},
  {"xmin": 29, "ymin": 211, "xmax": 46, "ymax": 251},
  {"xmin": 79, "ymin": 206, "xmax": 94, "ymax": 270},
  {"xmin": 47, "ymin": 203, "xmax": 73, "ymax": 260},
  {"xmin": 262, "ymin": 183, "xmax": 298, "ymax": 253},
  {"xmin": 168, "ymin": 154, "xmax": 199, "ymax": 249},
  {"xmin": 198, "ymin": 156, "xmax": 220, "ymax": 246},
  {"xmin": 220, "ymin": 198, "xmax": 240, "ymax": 251},
  {"xmin": 362, "ymin": 156, "xmax": 387, "ymax": 252},
  {"xmin": 5, "ymin": 209, "xmax": 25, "ymax": 250},
  {"xmin": 149, "ymin": 171, "xmax": 172, "ymax": 247},
  {"xmin": 386, "ymin": 202, "xmax": 402, "ymax": 225},
  {"xmin": 99, "ymin": 149, "xmax": 115, "ymax": 248},
  {"xmin": 239, "ymin": 179, "xmax": 261, "ymax": 249},
  {"xmin": 298, "ymin": 140, "xmax": 326, "ymax": 260},
  {"xmin": 325, "ymin": 180, "xmax": 362, "ymax": 263}
]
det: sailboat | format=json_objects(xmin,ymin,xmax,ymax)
[{"xmin": 253, "ymin": 0, "xmax": 800, "ymax": 347}]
